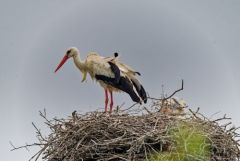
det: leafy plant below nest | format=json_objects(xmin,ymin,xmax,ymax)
[{"xmin": 149, "ymin": 122, "xmax": 210, "ymax": 161}]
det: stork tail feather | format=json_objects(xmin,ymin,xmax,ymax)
[
  {"xmin": 130, "ymin": 78, "xmax": 147, "ymax": 103},
  {"xmin": 117, "ymin": 77, "xmax": 141, "ymax": 103}
]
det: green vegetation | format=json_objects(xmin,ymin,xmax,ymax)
[{"xmin": 149, "ymin": 122, "xmax": 210, "ymax": 161}]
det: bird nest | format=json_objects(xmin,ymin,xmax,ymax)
[{"xmin": 12, "ymin": 102, "xmax": 240, "ymax": 161}]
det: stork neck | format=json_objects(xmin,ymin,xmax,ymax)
[{"xmin": 73, "ymin": 54, "xmax": 85, "ymax": 71}]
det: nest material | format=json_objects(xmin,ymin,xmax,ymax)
[
  {"xmin": 15, "ymin": 102, "xmax": 240, "ymax": 161},
  {"xmin": 46, "ymin": 112, "xmax": 178, "ymax": 161},
  {"xmin": 11, "ymin": 80, "xmax": 240, "ymax": 160}
]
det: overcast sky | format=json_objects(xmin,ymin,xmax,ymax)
[{"xmin": 1, "ymin": 0, "xmax": 240, "ymax": 160}]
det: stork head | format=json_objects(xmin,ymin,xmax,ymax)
[{"xmin": 54, "ymin": 47, "xmax": 79, "ymax": 73}]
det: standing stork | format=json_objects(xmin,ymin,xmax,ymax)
[{"xmin": 54, "ymin": 47, "xmax": 147, "ymax": 113}]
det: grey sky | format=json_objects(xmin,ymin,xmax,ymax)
[{"xmin": 1, "ymin": 0, "xmax": 240, "ymax": 160}]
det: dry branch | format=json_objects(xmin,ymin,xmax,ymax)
[{"xmin": 147, "ymin": 79, "xmax": 184, "ymax": 101}]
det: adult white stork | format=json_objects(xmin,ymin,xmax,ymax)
[{"xmin": 54, "ymin": 47, "xmax": 147, "ymax": 113}]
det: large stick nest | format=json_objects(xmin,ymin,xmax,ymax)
[{"xmin": 13, "ymin": 100, "xmax": 240, "ymax": 161}]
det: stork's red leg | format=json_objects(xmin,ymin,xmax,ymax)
[
  {"xmin": 105, "ymin": 89, "xmax": 109, "ymax": 112},
  {"xmin": 110, "ymin": 91, "xmax": 114, "ymax": 113}
]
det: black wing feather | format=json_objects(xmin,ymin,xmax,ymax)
[{"xmin": 95, "ymin": 75, "xmax": 141, "ymax": 103}]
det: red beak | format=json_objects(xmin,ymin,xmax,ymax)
[{"xmin": 54, "ymin": 55, "xmax": 69, "ymax": 73}]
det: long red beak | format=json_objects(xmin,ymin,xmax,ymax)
[{"xmin": 54, "ymin": 55, "xmax": 69, "ymax": 73}]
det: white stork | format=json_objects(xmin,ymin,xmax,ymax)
[
  {"xmin": 54, "ymin": 47, "xmax": 147, "ymax": 113},
  {"xmin": 159, "ymin": 97, "xmax": 187, "ymax": 115}
]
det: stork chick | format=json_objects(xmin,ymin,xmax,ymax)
[{"xmin": 159, "ymin": 97, "xmax": 187, "ymax": 115}]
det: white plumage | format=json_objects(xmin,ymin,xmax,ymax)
[
  {"xmin": 55, "ymin": 47, "xmax": 147, "ymax": 113},
  {"xmin": 85, "ymin": 52, "xmax": 116, "ymax": 79},
  {"xmin": 159, "ymin": 97, "xmax": 187, "ymax": 115}
]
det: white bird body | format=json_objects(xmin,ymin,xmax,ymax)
[
  {"xmin": 79, "ymin": 51, "xmax": 140, "ymax": 93},
  {"xmin": 55, "ymin": 47, "xmax": 147, "ymax": 113},
  {"xmin": 83, "ymin": 52, "xmax": 122, "ymax": 92},
  {"xmin": 85, "ymin": 52, "xmax": 116, "ymax": 79},
  {"xmin": 159, "ymin": 97, "xmax": 187, "ymax": 115}
]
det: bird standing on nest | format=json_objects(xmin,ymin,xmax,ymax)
[{"xmin": 54, "ymin": 47, "xmax": 147, "ymax": 113}]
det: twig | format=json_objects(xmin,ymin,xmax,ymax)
[
  {"xmin": 164, "ymin": 79, "xmax": 184, "ymax": 100},
  {"xmin": 32, "ymin": 122, "xmax": 46, "ymax": 142},
  {"xmin": 10, "ymin": 143, "xmax": 44, "ymax": 151},
  {"xmin": 122, "ymin": 102, "xmax": 138, "ymax": 112},
  {"xmin": 147, "ymin": 79, "xmax": 184, "ymax": 101}
]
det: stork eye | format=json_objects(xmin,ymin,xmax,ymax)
[{"xmin": 66, "ymin": 49, "xmax": 71, "ymax": 55}]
